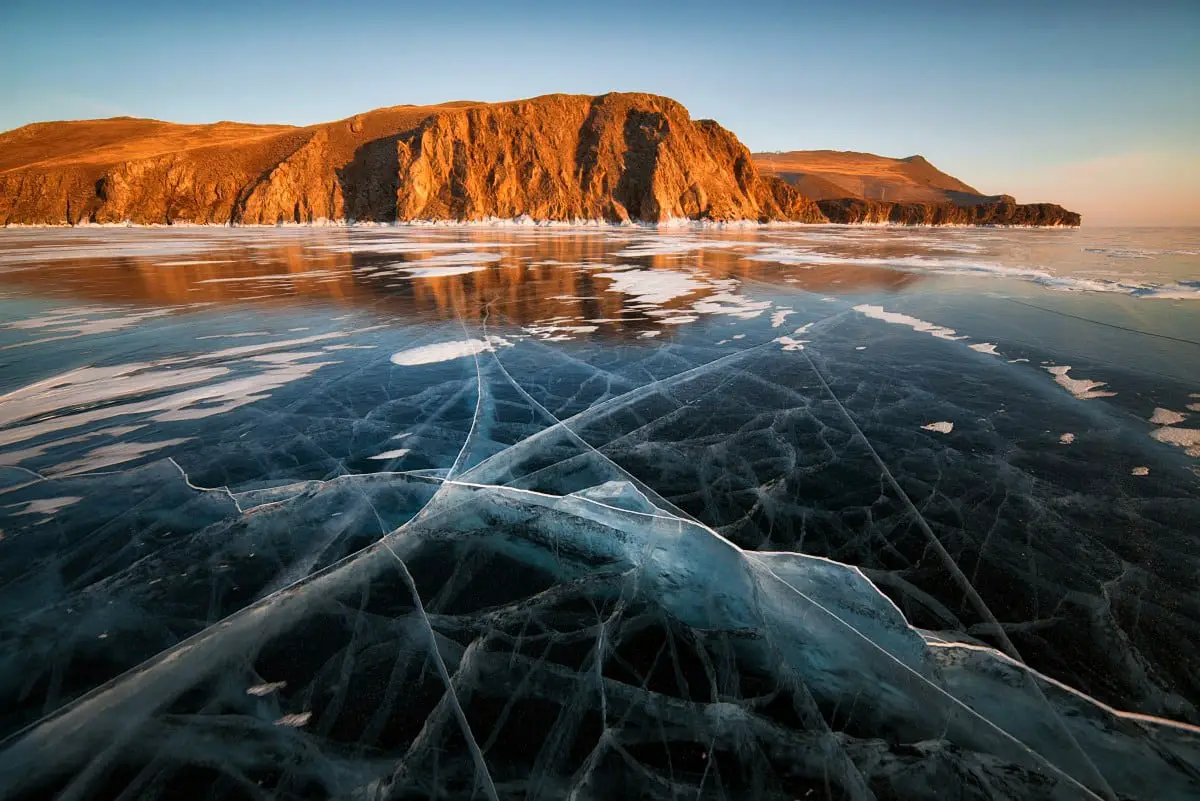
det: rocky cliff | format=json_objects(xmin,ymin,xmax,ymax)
[
  {"xmin": 0, "ymin": 95, "xmax": 1078, "ymax": 227},
  {"xmin": 0, "ymin": 94, "xmax": 822, "ymax": 226},
  {"xmin": 394, "ymin": 94, "xmax": 823, "ymax": 223},
  {"xmin": 816, "ymin": 196, "xmax": 1081, "ymax": 226}
]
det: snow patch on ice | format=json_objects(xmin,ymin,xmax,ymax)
[
  {"xmin": 853, "ymin": 304, "xmax": 965, "ymax": 340},
  {"xmin": 595, "ymin": 268, "xmax": 708, "ymax": 305},
  {"xmin": 390, "ymin": 336, "xmax": 512, "ymax": 366},
  {"xmin": 1044, "ymin": 366, "xmax": 1116, "ymax": 400},
  {"xmin": 1150, "ymin": 408, "xmax": 1187, "ymax": 426},
  {"xmin": 13, "ymin": 496, "xmax": 82, "ymax": 516},
  {"xmin": 369, "ymin": 449, "xmax": 411, "ymax": 460},
  {"xmin": 921, "ymin": 421, "xmax": 954, "ymax": 434},
  {"xmin": 1150, "ymin": 426, "xmax": 1200, "ymax": 457},
  {"xmin": 246, "ymin": 681, "xmax": 287, "ymax": 697}
]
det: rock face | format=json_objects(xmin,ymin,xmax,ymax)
[
  {"xmin": 0, "ymin": 95, "xmax": 1078, "ymax": 226},
  {"xmin": 0, "ymin": 94, "xmax": 822, "ymax": 226},
  {"xmin": 817, "ymin": 196, "xmax": 1082, "ymax": 227},
  {"xmin": 394, "ymin": 94, "xmax": 823, "ymax": 223}
]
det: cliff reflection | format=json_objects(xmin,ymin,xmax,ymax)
[{"xmin": 0, "ymin": 229, "xmax": 922, "ymax": 338}]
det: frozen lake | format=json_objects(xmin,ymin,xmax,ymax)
[{"xmin": 1, "ymin": 224, "xmax": 1198, "ymax": 800}]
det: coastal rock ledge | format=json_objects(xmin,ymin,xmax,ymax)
[{"xmin": 0, "ymin": 93, "xmax": 1078, "ymax": 227}]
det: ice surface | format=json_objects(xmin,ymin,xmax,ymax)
[{"xmin": 0, "ymin": 225, "xmax": 1198, "ymax": 800}]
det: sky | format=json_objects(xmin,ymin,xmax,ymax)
[{"xmin": 2, "ymin": 0, "xmax": 1197, "ymax": 225}]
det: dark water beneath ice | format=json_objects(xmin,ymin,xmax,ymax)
[{"xmin": 0, "ymin": 225, "xmax": 1198, "ymax": 800}]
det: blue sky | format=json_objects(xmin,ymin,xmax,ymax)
[{"xmin": 2, "ymin": 1, "xmax": 1197, "ymax": 223}]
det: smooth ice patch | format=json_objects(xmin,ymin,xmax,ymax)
[{"xmin": 390, "ymin": 336, "xmax": 512, "ymax": 366}]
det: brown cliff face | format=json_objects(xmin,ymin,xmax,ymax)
[
  {"xmin": 816, "ymin": 196, "xmax": 1082, "ymax": 227},
  {"xmin": 0, "ymin": 94, "xmax": 823, "ymax": 226},
  {"xmin": 393, "ymin": 94, "xmax": 824, "ymax": 223}
]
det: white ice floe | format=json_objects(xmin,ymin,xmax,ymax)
[
  {"xmin": 690, "ymin": 292, "xmax": 772, "ymax": 319},
  {"xmin": 246, "ymin": 681, "xmax": 287, "ymax": 696},
  {"xmin": 195, "ymin": 331, "xmax": 271, "ymax": 340},
  {"xmin": 921, "ymin": 421, "xmax": 954, "ymax": 434},
  {"xmin": 524, "ymin": 323, "xmax": 599, "ymax": 341},
  {"xmin": 197, "ymin": 270, "xmax": 343, "ymax": 284},
  {"xmin": 369, "ymin": 449, "xmax": 411, "ymax": 460},
  {"xmin": 774, "ymin": 336, "xmax": 808, "ymax": 352},
  {"xmin": 1044, "ymin": 366, "xmax": 1116, "ymax": 400},
  {"xmin": 274, "ymin": 712, "xmax": 311, "ymax": 727},
  {"xmin": 774, "ymin": 326, "xmax": 813, "ymax": 352},
  {"xmin": 389, "ymin": 336, "xmax": 512, "ymax": 366},
  {"xmin": 399, "ymin": 265, "xmax": 490, "ymax": 278},
  {"xmin": 46, "ymin": 438, "xmax": 194, "ymax": 477},
  {"xmin": 595, "ymin": 268, "xmax": 708, "ymax": 305},
  {"xmin": 155, "ymin": 259, "xmax": 238, "ymax": 267},
  {"xmin": 1149, "ymin": 408, "xmax": 1188, "ymax": 426},
  {"xmin": 1149, "ymin": 426, "xmax": 1200, "ymax": 457},
  {"xmin": 2, "ymin": 307, "xmax": 175, "ymax": 347},
  {"xmin": 13, "ymin": 497, "xmax": 82, "ymax": 516},
  {"xmin": 852, "ymin": 304, "xmax": 965, "ymax": 340},
  {"xmin": 613, "ymin": 238, "xmax": 748, "ymax": 257}
]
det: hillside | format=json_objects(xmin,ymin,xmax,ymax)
[{"xmin": 753, "ymin": 150, "xmax": 989, "ymax": 203}]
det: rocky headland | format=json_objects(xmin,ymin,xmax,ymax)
[{"xmin": 0, "ymin": 93, "xmax": 1078, "ymax": 226}]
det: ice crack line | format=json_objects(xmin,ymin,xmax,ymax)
[
  {"xmin": 798, "ymin": 345, "xmax": 1118, "ymax": 801},
  {"xmin": 379, "ymin": 538, "xmax": 500, "ymax": 801}
]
